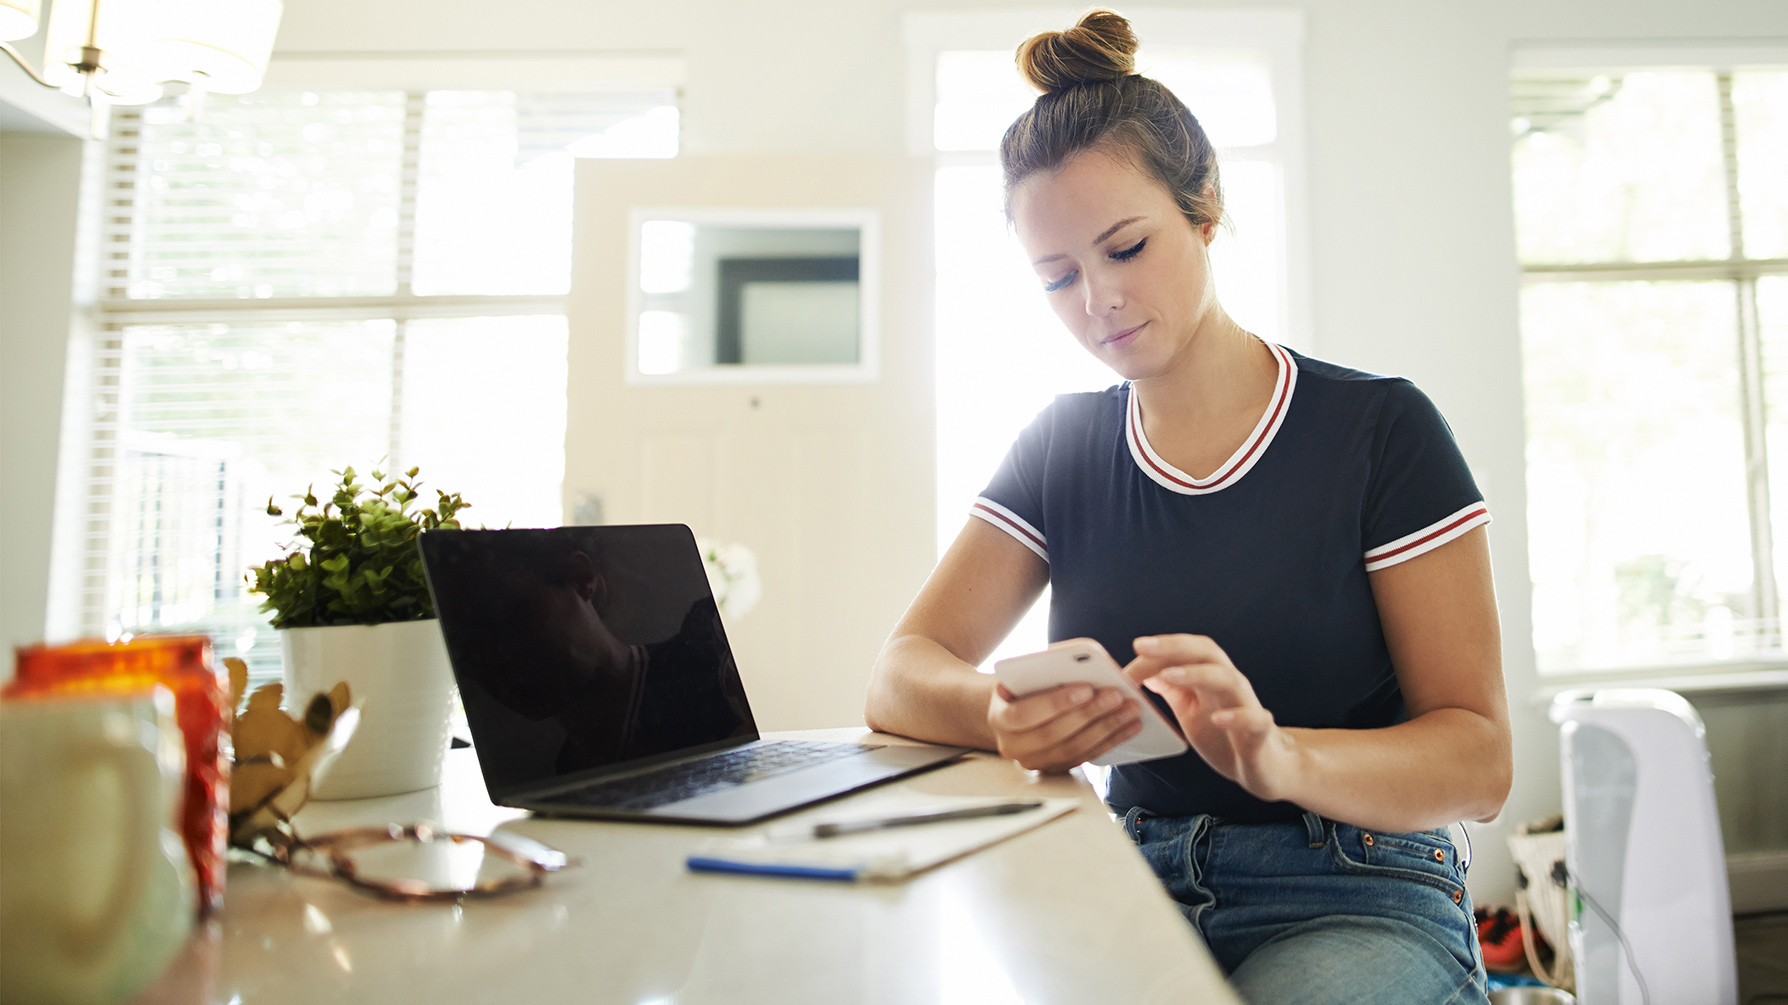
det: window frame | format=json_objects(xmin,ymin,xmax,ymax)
[
  {"xmin": 1513, "ymin": 46, "xmax": 1788, "ymax": 685},
  {"xmin": 48, "ymin": 60, "xmax": 683, "ymax": 645}
]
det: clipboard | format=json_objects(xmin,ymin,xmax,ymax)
[{"xmin": 686, "ymin": 793, "xmax": 1079, "ymax": 882}]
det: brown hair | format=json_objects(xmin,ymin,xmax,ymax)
[{"xmin": 1002, "ymin": 9, "xmax": 1224, "ymax": 231}]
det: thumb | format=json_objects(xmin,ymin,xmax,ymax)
[{"xmin": 1210, "ymin": 706, "xmax": 1275, "ymax": 743}]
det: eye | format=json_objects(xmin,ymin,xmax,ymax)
[
  {"xmin": 1043, "ymin": 271, "xmax": 1076, "ymax": 293},
  {"xmin": 1110, "ymin": 238, "xmax": 1146, "ymax": 261}
]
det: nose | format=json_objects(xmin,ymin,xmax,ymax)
[{"xmin": 1082, "ymin": 268, "xmax": 1123, "ymax": 317}]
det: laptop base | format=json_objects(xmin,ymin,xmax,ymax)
[{"xmin": 516, "ymin": 742, "xmax": 971, "ymax": 826}]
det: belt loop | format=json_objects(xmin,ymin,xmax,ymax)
[
  {"xmin": 1447, "ymin": 822, "xmax": 1473, "ymax": 871},
  {"xmin": 1122, "ymin": 805, "xmax": 1147, "ymax": 842},
  {"xmin": 1301, "ymin": 810, "xmax": 1325, "ymax": 848}
]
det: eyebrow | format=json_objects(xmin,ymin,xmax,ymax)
[{"xmin": 1031, "ymin": 216, "xmax": 1146, "ymax": 265}]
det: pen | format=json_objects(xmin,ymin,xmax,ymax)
[{"xmin": 811, "ymin": 801, "xmax": 1045, "ymax": 839}]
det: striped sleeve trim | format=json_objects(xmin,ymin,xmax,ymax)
[
  {"xmin": 1363, "ymin": 502, "xmax": 1491, "ymax": 572},
  {"xmin": 970, "ymin": 497, "xmax": 1048, "ymax": 562}
]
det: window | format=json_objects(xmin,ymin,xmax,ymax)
[
  {"xmin": 1513, "ymin": 64, "xmax": 1788, "ymax": 673},
  {"xmin": 50, "ymin": 82, "xmax": 677, "ymax": 684},
  {"xmin": 909, "ymin": 10, "xmax": 1308, "ymax": 665}
]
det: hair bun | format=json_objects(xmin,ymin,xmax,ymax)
[{"xmin": 1016, "ymin": 9, "xmax": 1138, "ymax": 93}]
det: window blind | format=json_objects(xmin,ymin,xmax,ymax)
[
  {"xmin": 122, "ymin": 91, "xmax": 409, "ymax": 300},
  {"xmin": 58, "ymin": 81, "xmax": 672, "ymax": 686}
]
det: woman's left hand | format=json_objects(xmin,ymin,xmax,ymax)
[{"xmin": 1124, "ymin": 634, "xmax": 1300, "ymax": 804}]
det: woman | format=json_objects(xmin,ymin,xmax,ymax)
[{"xmin": 863, "ymin": 11, "xmax": 1508, "ymax": 1005}]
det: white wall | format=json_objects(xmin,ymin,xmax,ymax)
[
  {"xmin": 0, "ymin": 0, "xmax": 1775, "ymax": 906},
  {"xmin": 0, "ymin": 133, "xmax": 87, "ymax": 661}
]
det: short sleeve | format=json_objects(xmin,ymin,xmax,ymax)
[
  {"xmin": 1361, "ymin": 380, "xmax": 1490, "ymax": 572},
  {"xmin": 970, "ymin": 403, "xmax": 1053, "ymax": 562}
]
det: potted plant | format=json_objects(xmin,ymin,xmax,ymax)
[{"xmin": 248, "ymin": 465, "xmax": 468, "ymax": 799}]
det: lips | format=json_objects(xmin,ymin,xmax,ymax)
[{"xmin": 1101, "ymin": 322, "xmax": 1145, "ymax": 348}]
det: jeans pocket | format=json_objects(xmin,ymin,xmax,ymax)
[
  {"xmin": 1330, "ymin": 825, "xmax": 1469, "ymax": 906},
  {"xmin": 1128, "ymin": 813, "xmax": 1217, "ymax": 929}
]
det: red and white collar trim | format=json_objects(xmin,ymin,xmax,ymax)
[{"xmin": 1126, "ymin": 340, "xmax": 1298, "ymax": 496}]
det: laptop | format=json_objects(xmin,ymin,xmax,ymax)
[{"xmin": 417, "ymin": 524, "xmax": 969, "ymax": 825}]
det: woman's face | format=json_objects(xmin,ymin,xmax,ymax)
[{"xmin": 1009, "ymin": 147, "xmax": 1217, "ymax": 381}]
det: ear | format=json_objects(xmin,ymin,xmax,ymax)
[
  {"xmin": 1199, "ymin": 187, "xmax": 1220, "ymax": 245},
  {"xmin": 567, "ymin": 550, "xmax": 599, "ymax": 602}
]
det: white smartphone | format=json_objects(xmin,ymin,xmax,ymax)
[{"xmin": 992, "ymin": 640, "xmax": 1189, "ymax": 767}]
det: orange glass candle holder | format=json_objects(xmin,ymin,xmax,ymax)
[{"xmin": 6, "ymin": 635, "xmax": 230, "ymax": 917}]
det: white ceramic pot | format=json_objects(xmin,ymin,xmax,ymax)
[{"xmin": 280, "ymin": 619, "xmax": 456, "ymax": 800}]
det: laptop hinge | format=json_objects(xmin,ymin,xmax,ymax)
[{"xmin": 498, "ymin": 734, "xmax": 766, "ymax": 803}]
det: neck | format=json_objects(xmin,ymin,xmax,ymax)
[{"xmin": 1131, "ymin": 306, "xmax": 1274, "ymax": 435}]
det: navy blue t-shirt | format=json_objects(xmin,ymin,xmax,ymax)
[{"xmin": 973, "ymin": 343, "xmax": 1490, "ymax": 824}]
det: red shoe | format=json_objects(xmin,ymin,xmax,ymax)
[{"xmin": 1476, "ymin": 907, "xmax": 1528, "ymax": 971}]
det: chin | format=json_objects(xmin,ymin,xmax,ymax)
[{"xmin": 1096, "ymin": 346, "xmax": 1165, "ymax": 383}]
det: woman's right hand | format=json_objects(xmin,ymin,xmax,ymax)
[{"xmin": 987, "ymin": 682, "xmax": 1143, "ymax": 773}]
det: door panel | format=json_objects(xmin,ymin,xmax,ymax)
[
  {"xmin": 568, "ymin": 156, "xmax": 936, "ymax": 730},
  {"xmin": 641, "ymin": 432, "xmax": 716, "ymax": 532}
]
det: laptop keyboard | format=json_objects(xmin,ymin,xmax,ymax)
[{"xmin": 553, "ymin": 740, "xmax": 875, "ymax": 811}]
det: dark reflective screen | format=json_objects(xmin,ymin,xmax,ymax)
[{"xmin": 419, "ymin": 526, "xmax": 757, "ymax": 797}]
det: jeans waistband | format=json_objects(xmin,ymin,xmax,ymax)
[{"xmin": 1123, "ymin": 806, "xmax": 1472, "ymax": 872}]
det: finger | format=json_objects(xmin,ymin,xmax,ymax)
[
  {"xmin": 1210, "ymin": 705, "xmax": 1275, "ymax": 740},
  {"xmin": 1149, "ymin": 662, "xmax": 1260, "ymax": 708},
  {"xmin": 1208, "ymin": 706, "xmax": 1282, "ymax": 794},
  {"xmin": 1014, "ymin": 702, "xmax": 1144, "ymax": 772},
  {"xmin": 1123, "ymin": 634, "xmax": 1229, "ymax": 684},
  {"xmin": 1053, "ymin": 704, "xmax": 1145, "ymax": 769},
  {"xmin": 991, "ymin": 683, "xmax": 1095, "ymax": 733},
  {"xmin": 1073, "ymin": 702, "xmax": 1146, "ymax": 761},
  {"xmin": 1134, "ymin": 633, "xmax": 1219, "ymax": 654},
  {"xmin": 1000, "ymin": 690, "xmax": 1136, "ymax": 761},
  {"xmin": 1141, "ymin": 674, "xmax": 1203, "ymax": 724},
  {"xmin": 1124, "ymin": 653, "xmax": 1226, "ymax": 688}
]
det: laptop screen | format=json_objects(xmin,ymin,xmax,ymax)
[{"xmin": 419, "ymin": 525, "xmax": 758, "ymax": 797}]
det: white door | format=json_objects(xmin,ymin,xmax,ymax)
[{"xmin": 567, "ymin": 154, "xmax": 936, "ymax": 731}]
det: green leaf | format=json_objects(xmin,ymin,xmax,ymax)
[{"xmin": 245, "ymin": 464, "xmax": 467, "ymax": 627}]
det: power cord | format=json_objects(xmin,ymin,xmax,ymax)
[{"xmin": 1553, "ymin": 860, "xmax": 1652, "ymax": 1005}]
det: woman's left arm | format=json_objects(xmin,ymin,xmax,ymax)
[{"xmin": 1126, "ymin": 526, "xmax": 1511, "ymax": 833}]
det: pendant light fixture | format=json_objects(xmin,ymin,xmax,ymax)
[{"xmin": 2, "ymin": 0, "xmax": 283, "ymax": 133}]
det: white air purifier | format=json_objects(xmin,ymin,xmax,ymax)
[{"xmin": 1549, "ymin": 688, "xmax": 1738, "ymax": 1005}]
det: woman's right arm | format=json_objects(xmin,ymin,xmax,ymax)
[{"xmin": 864, "ymin": 517, "xmax": 1145, "ymax": 770}]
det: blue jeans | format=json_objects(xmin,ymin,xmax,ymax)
[{"xmin": 1122, "ymin": 808, "xmax": 1488, "ymax": 1005}]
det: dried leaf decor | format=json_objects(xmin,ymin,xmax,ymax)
[
  {"xmin": 224, "ymin": 657, "xmax": 359, "ymax": 848},
  {"xmin": 246, "ymin": 465, "xmax": 469, "ymax": 629}
]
